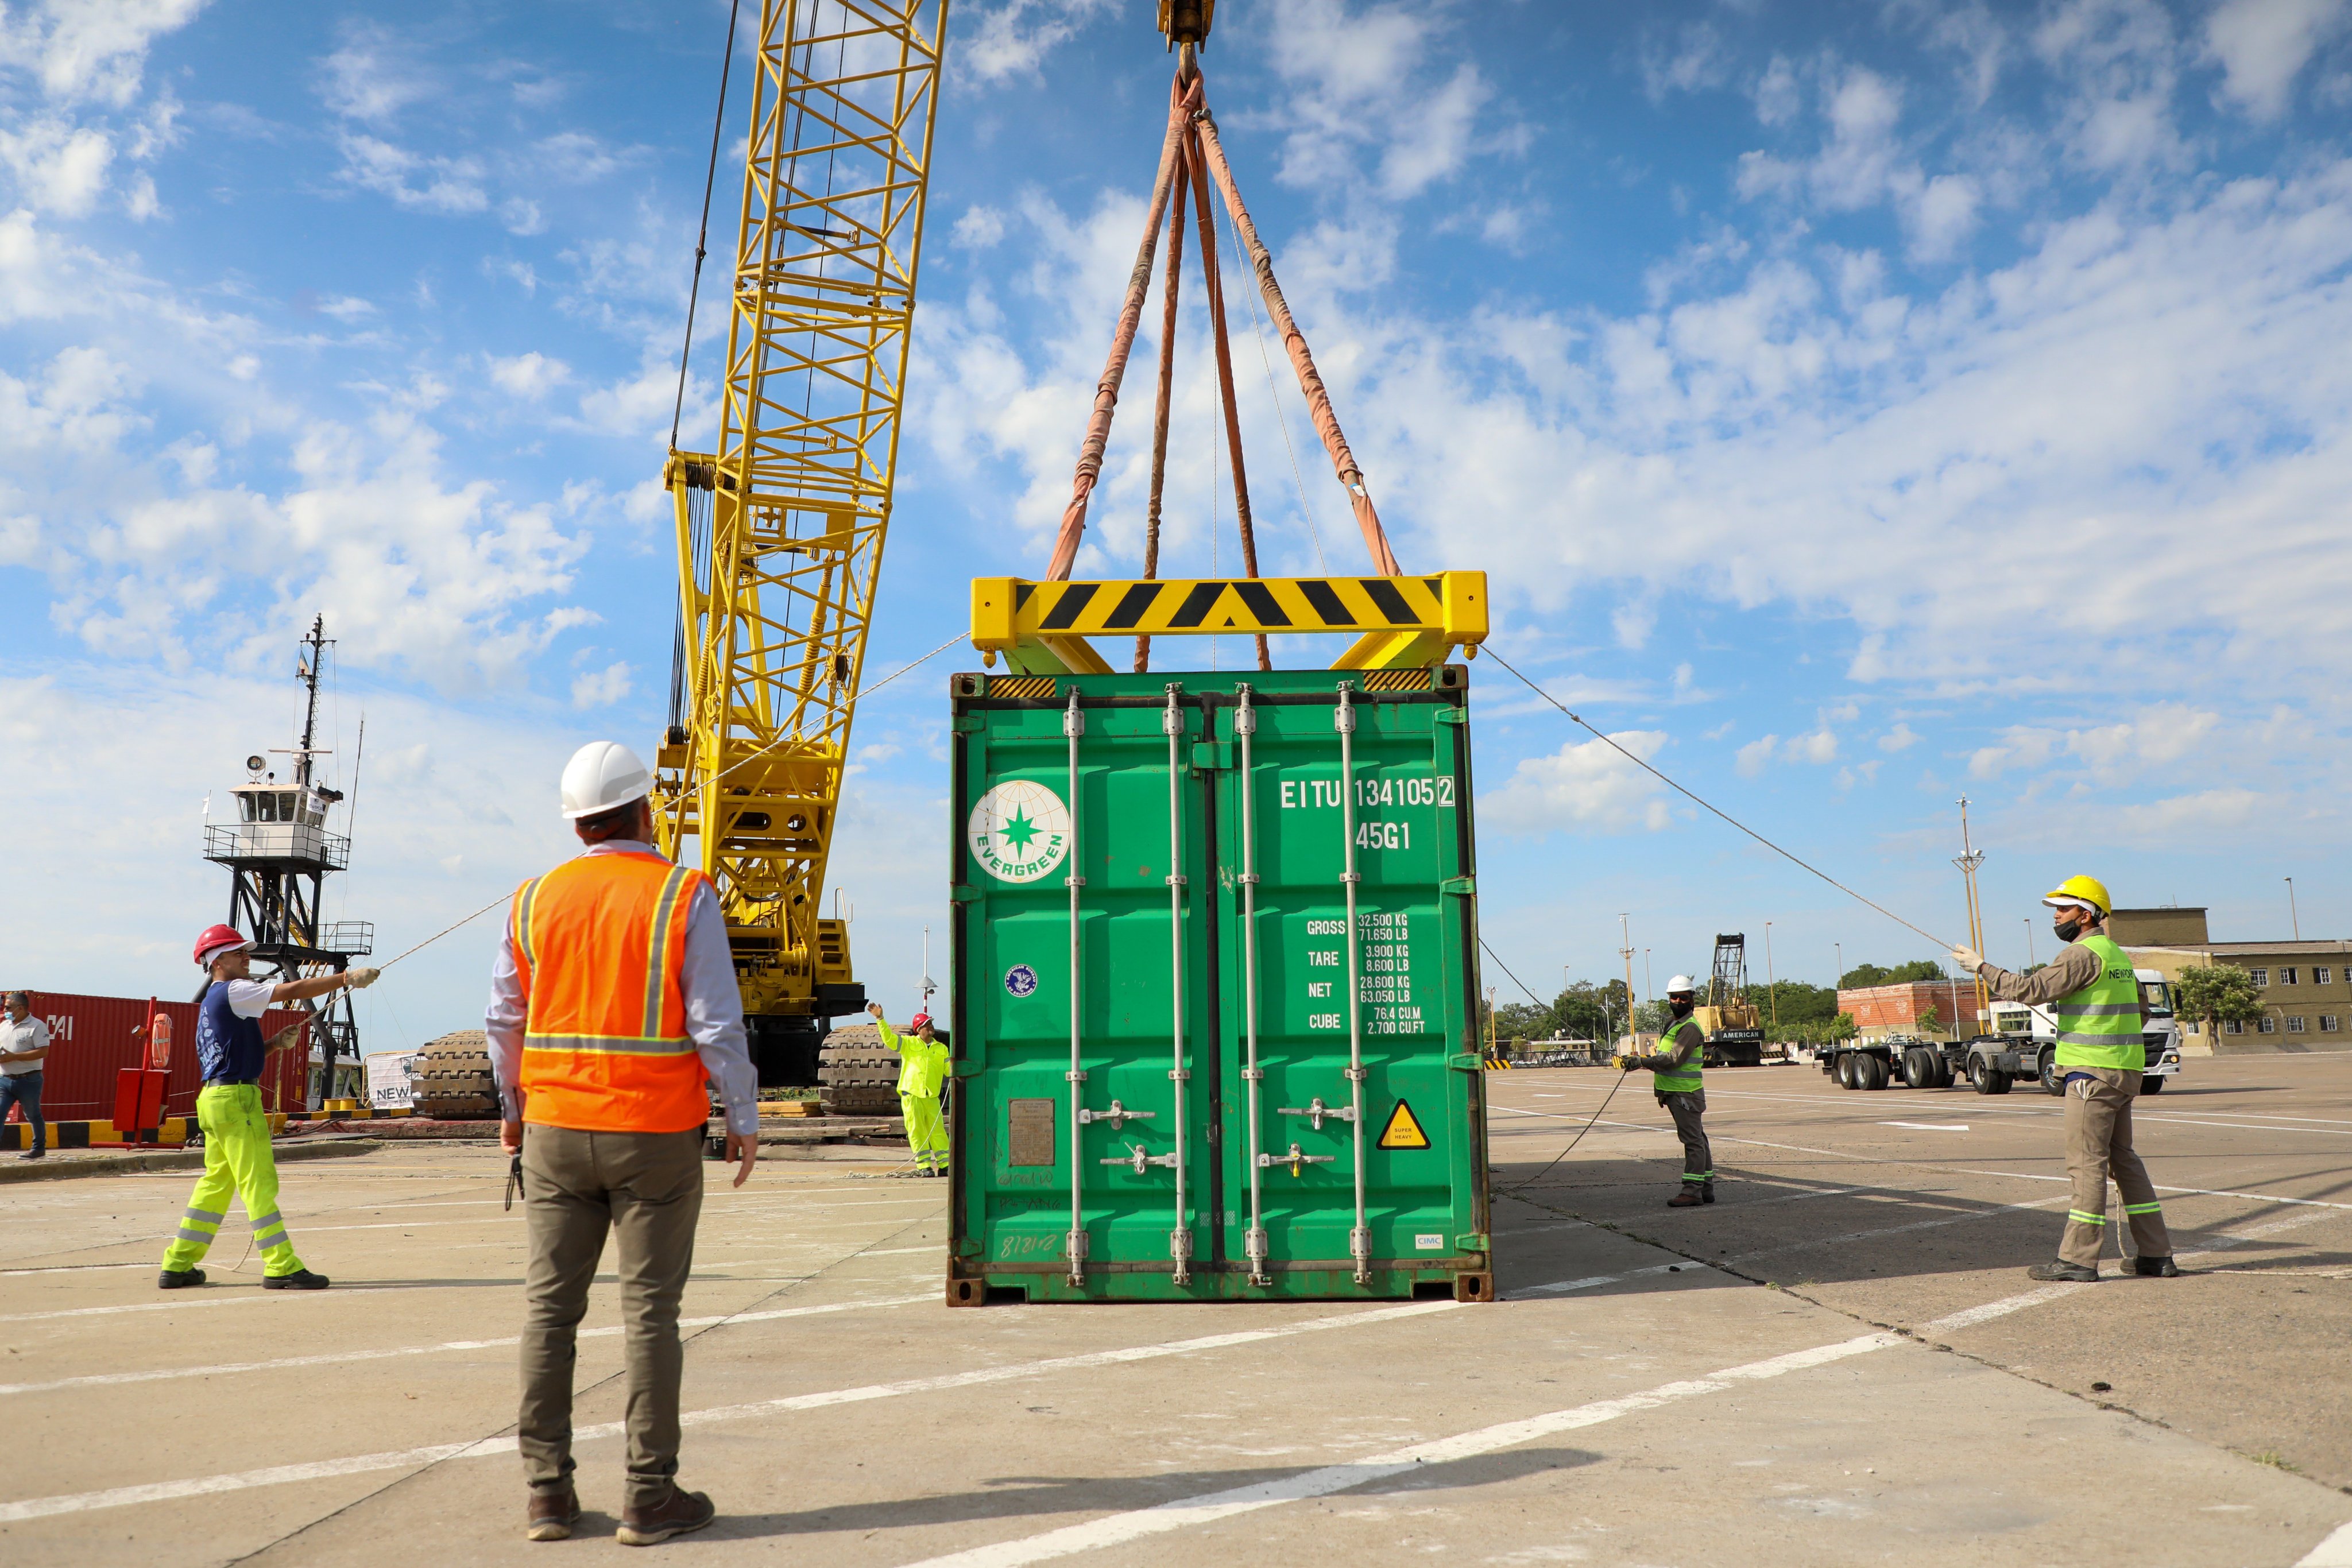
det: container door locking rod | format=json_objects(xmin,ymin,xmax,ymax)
[
  {"xmin": 1336, "ymin": 681, "xmax": 1372, "ymax": 1284},
  {"xmin": 1063, "ymin": 687, "xmax": 1089, "ymax": 1288},
  {"xmin": 1235, "ymin": 685, "xmax": 1270, "ymax": 1286},
  {"xmin": 1163, "ymin": 684, "xmax": 1193, "ymax": 1284}
]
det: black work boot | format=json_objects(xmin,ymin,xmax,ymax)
[
  {"xmin": 262, "ymin": 1268, "xmax": 331, "ymax": 1291},
  {"xmin": 1700, "ymin": 1182, "xmax": 1717, "ymax": 1204},
  {"xmin": 2027, "ymin": 1259, "xmax": 2099, "ymax": 1282},
  {"xmin": 2128, "ymin": 1255, "xmax": 2180, "ymax": 1277},
  {"xmin": 157, "ymin": 1267, "xmax": 206, "ymax": 1290}
]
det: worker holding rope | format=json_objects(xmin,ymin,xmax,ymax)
[
  {"xmin": 1954, "ymin": 876, "xmax": 2175, "ymax": 1283},
  {"xmin": 158, "ymin": 926, "xmax": 376, "ymax": 1291},
  {"xmin": 1616, "ymin": 975, "xmax": 1715, "ymax": 1207}
]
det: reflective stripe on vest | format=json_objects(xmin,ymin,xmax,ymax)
[
  {"xmin": 2052, "ymin": 932, "xmax": 2144, "ymax": 1072},
  {"xmin": 1653, "ymin": 1018, "xmax": 1703, "ymax": 1093},
  {"xmin": 516, "ymin": 851, "xmax": 711, "ymax": 1133}
]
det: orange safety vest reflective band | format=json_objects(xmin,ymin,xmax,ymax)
[{"xmin": 512, "ymin": 851, "xmax": 712, "ymax": 1134}]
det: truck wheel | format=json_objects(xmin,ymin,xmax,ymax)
[
  {"xmin": 1970, "ymin": 1056, "xmax": 2005, "ymax": 1095},
  {"xmin": 1901, "ymin": 1047, "xmax": 1931, "ymax": 1088},
  {"xmin": 2138, "ymin": 1074, "xmax": 2165, "ymax": 1095},
  {"xmin": 1935, "ymin": 1054, "xmax": 1958, "ymax": 1089},
  {"xmin": 1859, "ymin": 1052, "xmax": 1889, "ymax": 1090},
  {"xmin": 2039, "ymin": 1053, "xmax": 2065, "ymax": 1097}
]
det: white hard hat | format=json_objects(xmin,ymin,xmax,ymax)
[
  {"xmin": 560, "ymin": 741, "xmax": 653, "ymax": 819},
  {"xmin": 1665, "ymin": 974, "xmax": 1697, "ymax": 994}
]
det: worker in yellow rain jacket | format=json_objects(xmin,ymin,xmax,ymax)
[{"xmin": 868, "ymin": 1001, "xmax": 949, "ymax": 1176}]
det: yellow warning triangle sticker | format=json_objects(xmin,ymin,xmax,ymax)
[{"xmin": 1376, "ymin": 1098, "xmax": 1430, "ymax": 1150}]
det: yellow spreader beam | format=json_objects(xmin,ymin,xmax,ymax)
[{"xmin": 971, "ymin": 571, "xmax": 1487, "ymax": 675}]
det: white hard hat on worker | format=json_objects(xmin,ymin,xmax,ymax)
[
  {"xmin": 560, "ymin": 741, "xmax": 652, "ymax": 819},
  {"xmin": 1664, "ymin": 974, "xmax": 1697, "ymax": 995}
]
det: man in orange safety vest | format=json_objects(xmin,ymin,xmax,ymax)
[{"xmin": 485, "ymin": 741, "xmax": 759, "ymax": 1547}]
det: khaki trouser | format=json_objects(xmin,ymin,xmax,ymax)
[
  {"xmin": 1658, "ymin": 1089, "xmax": 1712, "ymax": 1185},
  {"xmin": 2059, "ymin": 1068, "xmax": 2171, "ymax": 1268},
  {"xmin": 519, "ymin": 1124, "xmax": 705, "ymax": 1508}
]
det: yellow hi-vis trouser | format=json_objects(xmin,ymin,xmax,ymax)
[
  {"xmin": 900, "ymin": 1092, "xmax": 948, "ymax": 1171},
  {"xmin": 159, "ymin": 1084, "xmax": 306, "ymax": 1277}
]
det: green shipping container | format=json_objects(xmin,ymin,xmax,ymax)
[{"xmin": 943, "ymin": 664, "xmax": 1491, "ymax": 1304}]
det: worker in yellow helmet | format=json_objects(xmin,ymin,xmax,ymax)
[
  {"xmin": 1953, "ymin": 875, "xmax": 2175, "ymax": 1282},
  {"xmin": 1615, "ymin": 975, "xmax": 1712, "ymax": 1206}
]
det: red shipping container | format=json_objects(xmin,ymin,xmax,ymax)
[{"xmin": 20, "ymin": 991, "xmax": 312, "ymax": 1123}]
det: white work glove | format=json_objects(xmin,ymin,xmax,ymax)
[
  {"xmin": 345, "ymin": 966, "xmax": 382, "ymax": 989},
  {"xmin": 1948, "ymin": 946, "xmax": 1982, "ymax": 973}
]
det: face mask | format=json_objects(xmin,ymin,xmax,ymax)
[
  {"xmin": 2054, "ymin": 915, "xmax": 2084, "ymax": 943},
  {"xmin": 1670, "ymin": 997, "xmax": 1695, "ymax": 1017}
]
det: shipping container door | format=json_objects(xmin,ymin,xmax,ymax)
[
  {"xmin": 958, "ymin": 693, "xmax": 1217, "ymax": 1285},
  {"xmin": 1213, "ymin": 682, "xmax": 1482, "ymax": 1284}
]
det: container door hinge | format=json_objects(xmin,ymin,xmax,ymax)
[
  {"xmin": 950, "ymin": 883, "xmax": 981, "ymax": 904},
  {"xmin": 1435, "ymin": 707, "xmax": 1467, "ymax": 726},
  {"xmin": 954, "ymin": 714, "xmax": 987, "ymax": 733},
  {"xmin": 1440, "ymin": 875, "xmax": 1476, "ymax": 895},
  {"xmin": 1456, "ymin": 1232, "xmax": 1490, "ymax": 1253},
  {"xmin": 1446, "ymin": 1051, "xmax": 1484, "ymax": 1071}
]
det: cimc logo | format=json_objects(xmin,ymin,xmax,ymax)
[{"xmin": 966, "ymin": 780, "xmax": 1072, "ymax": 884}]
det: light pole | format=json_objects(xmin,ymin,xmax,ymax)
[
  {"xmin": 1765, "ymin": 920, "xmax": 1780, "ymax": 1035},
  {"xmin": 1835, "ymin": 942, "xmax": 1843, "ymax": 989},
  {"xmin": 2287, "ymin": 877, "xmax": 2301, "ymax": 940},
  {"xmin": 1643, "ymin": 947, "xmax": 1653, "ymax": 1003},
  {"xmin": 2024, "ymin": 916, "xmax": 2036, "ymax": 968}
]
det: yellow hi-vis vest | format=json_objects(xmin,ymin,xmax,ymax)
[
  {"xmin": 1654, "ymin": 1017, "xmax": 1703, "ymax": 1093},
  {"xmin": 2052, "ymin": 932, "xmax": 2144, "ymax": 1072}
]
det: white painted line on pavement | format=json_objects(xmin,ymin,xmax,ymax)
[
  {"xmin": 1882, "ymin": 1122, "xmax": 1969, "ymax": 1131},
  {"xmin": 0, "ymin": 1261, "xmax": 158, "ymax": 1277},
  {"xmin": 900, "ymin": 1264, "xmax": 2192, "ymax": 1568},
  {"xmin": 897, "ymin": 1333, "xmax": 1905, "ymax": 1568},
  {"xmin": 2297, "ymin": 1516, "xmax": 2352, "ymax": 1567},
  {"xmin": 0, "ymin": 1296, "xmax": 265, "ymax": 1325},
  {"xmin": 0, "ymin": 1298, "xmax": 1463, "ymax": 1523},
  {"xmin": 1513, "ymin": 1264, "xmax": 1677, "ymax": 1297},
  {"xmin": 0, "ymin": 1293, "xmax": 936, "ymax": 1398}
]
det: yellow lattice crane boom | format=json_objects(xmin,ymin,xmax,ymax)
[{"xmin": 657, "ymin": 0, "xmax": 947, "ymax": 1080}]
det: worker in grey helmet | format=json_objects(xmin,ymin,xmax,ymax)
[{"xmin": 1615, "ymin": 975, "xmax": 1713, "ymax": 1206}]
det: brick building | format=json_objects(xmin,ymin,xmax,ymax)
[{"xmin": 1837, "ymin": 978, "xmax": 1982, "ymax": 1040}]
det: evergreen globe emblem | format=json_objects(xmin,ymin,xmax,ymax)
[{"xmin": 966, "ymin": 780, "xmax": 1071, "ymax": 884}]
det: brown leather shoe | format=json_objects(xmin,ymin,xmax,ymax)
[
  {"xmin": 526, "ymin": 1485, "xmax": 580, "ymax": 1542},
  {"xmin": 617, "ymin": 1484, "xmax": 715, "ymax": 1546},
  {"xmin": 1666, "ymin": 1188, "xmax": 1704, "ymax": 1207}
]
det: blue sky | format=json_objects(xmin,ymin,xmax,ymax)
[{"xmin": 3, "ymin": 0, "xmax": 2349, "ymax": 1048}]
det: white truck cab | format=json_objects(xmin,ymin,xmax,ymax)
[{"xmin": 1987, "ymin": 970, "xmax": 2183, "ymax": 1094}]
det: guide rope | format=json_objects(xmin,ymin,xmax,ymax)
[
  {"xmin": 373, "ymin": 628, "xmax": 973, "ymax": 974},
  {"xmin": 1477, "ymin": 934, "xmax": 1630, "ymax": 1194},
  {"xmin": 1480, "ymin": 645, "xmax": 1954, "ymax": 952}
]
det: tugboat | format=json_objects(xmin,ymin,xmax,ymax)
[{"xmin": 201, "ymin": 615, "xmax": 372, "ymax": 1110}]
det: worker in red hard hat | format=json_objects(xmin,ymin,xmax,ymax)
[
  {"xmin": 867, "ymin": 1001, "xmax": 949, "ymax": 1176},
  {"xmin": 158, "ymin": 925, "xmax": 378, "ymax": 1291}
]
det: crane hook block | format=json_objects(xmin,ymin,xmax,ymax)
[{"xmin": 1158, "ymin": 0, "xmax": 1213, "ymax": 49}]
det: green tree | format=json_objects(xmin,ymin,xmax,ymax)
[
  {"xmin": 1758, "ymin": 979, "xmax": 1841, "ymax": 1041},
  {"xmin": 1915, "ymin": 1004, "xmax": 1943, "ymax": 1039},
  {"xmin": 2174, "ymin": 963, "xmax": 2264, "ymax": 1044},
  {"xmin": 1840, "ymin": 958, "xmax": 1947, "ymax": 988}
]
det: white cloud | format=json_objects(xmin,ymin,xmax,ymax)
[
  {"xmin": 2205, "ymin": 0, "xmax": 2349, "ymax": 121},
  {"xmin": 1641, "ymin": 23, "xmax": 1734, "ymax": 102},
  {"xmin": 1259, "ymin": 0, "xmax": 1506, "ymax": 199},
  {"xmin": 959, "ymin": 0, "xmax": 1112, "ymax": 85},
  {"xmin": 952, "ymin": 204, "xmax": 1007, "ymax": 249},
  {"xmin": 486, "ymin": 351, "xmax": 571, "ymax": 400},
  {"xmin": 336, "ymin": 133, "xmax": 488, "ymax": 215},
  {"xmin": 1968, "ymin": 705, "xmax": 2223, "ymax": 782},
  {"xmin": 1878, "ymin": 722, "xmax": 1920, "ymax": 753},
  {"xmin": 1481, "ymin": 730, "xmax": 1673, "ymax": 837},
  {"xmin": 570, "ymin": 660, "xmax": 630, "ymax": 709},
  {"xmin": 319, "ymin": 28, "xmax": 434, "ymax": 123},
  {"xmin": 0, "ymin": 0, "xmax": 206, "ymax": 109}
]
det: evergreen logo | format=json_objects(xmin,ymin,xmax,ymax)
[{"xmin": 967, "ymin": 780, "xmax": 1071, "ymax": 884}]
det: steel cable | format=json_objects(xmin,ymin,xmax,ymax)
[
  {"xmin": 1478, "ymin": 934, "xmax": 1630, "ymax": 1194},
  {"xmin": 1480, "ymin": 645, "xmax": 1954, "ymax": 952}
]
